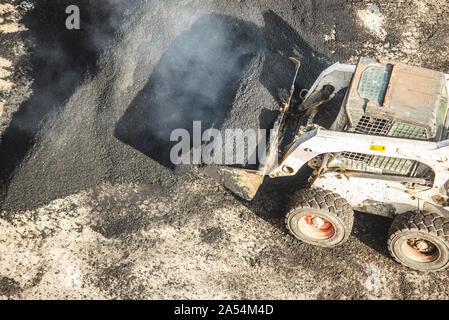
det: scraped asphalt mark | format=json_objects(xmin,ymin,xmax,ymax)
[{"xmin": 0, "ymin": 276, "xmax": 21, "ymax": 297}]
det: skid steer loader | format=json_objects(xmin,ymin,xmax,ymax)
[{"xmin": 206, "ymin": 57, "xmax": 449, "ymax": 271}]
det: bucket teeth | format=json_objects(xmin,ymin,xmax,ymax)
[{"xmin": 203, "ymin": 166, "xmax": 264, "ymax": 201}]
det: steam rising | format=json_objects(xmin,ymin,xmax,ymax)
[{"xmin": 144, "ymin": 14, "xmax": 262, "ymax": 141}]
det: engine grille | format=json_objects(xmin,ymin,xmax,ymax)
[
  {"xmin": 337, "ymin": 152, "xmax": 414, "ymax": 175},
  {"xmin": 353, "ymin": 116, "xmax": 392, "ymax": 135},
  {"xmin": 338, "ymin": 116, "xmax": 428, "ymax": 176},
  {"xmin": 387, "ymin": 122, "xmax": 428, "ymax": 140},
  {"xmin": 351, "ymin": 116, "xmax": 428, "ymax": 140}
]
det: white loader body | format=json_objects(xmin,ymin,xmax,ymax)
[{"xmin": 269, "ymin": 61, "xmax": 449, "ymax": 218}]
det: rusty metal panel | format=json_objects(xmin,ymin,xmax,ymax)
[{"xmin": 345, "ymin": 57, "xmax": 447, "ymax": 141}]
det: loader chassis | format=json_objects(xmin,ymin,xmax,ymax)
[
  {"xmin": 209, "ymin": 57, "xmax": 449, "ymax": 270},
  {"xmin": 273, "ymin": 58, "xmax": 449, "ymax": 271},
  {"xmin": 270, "ymin": 58, "xmax": 449, "ymax": 220}
]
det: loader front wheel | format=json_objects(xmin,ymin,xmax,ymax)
[
  {"xmin": 388, "ymin": 211, "xmax": 449, "ymax": 271},
  {"xmin": 285, "ymin": 188, "xmax": 354, "ymax": 247}
]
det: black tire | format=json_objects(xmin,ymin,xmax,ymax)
[
  {"xmin": 285, "ymin": 188, "xmax": 354, "ymax": 247},
  {"xmin": 388, "ymin": 211, "xmax": 449, "ymax": 271}
]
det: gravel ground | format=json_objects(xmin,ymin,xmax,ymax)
[{"xmin": 0, "ymin": 0, "xmax": 448, "ymax": 299}]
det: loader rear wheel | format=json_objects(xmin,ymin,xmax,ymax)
[
  {"xmin": 285, "ymin": 188, "xmax": 354, "ymax": 247},
  {"xmin": 388, "ymin": 211, "xmax": 449, "ymax": 271}
]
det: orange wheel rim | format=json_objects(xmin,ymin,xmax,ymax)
[
  {"xmin": 401, "ymin": 238, "xmax": 440, "ymax": 263},
  {"xmin": 298, "ymin": 215, "xmax": 335, "ymax": 240}
]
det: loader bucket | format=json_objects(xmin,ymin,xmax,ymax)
[
  {"xmin": 203, "ymin": 166, "xmax": 265, "ymax": 201},
  {"xmin": 203, "ymin": 57, "xmax": 301, "ymax": 200}
]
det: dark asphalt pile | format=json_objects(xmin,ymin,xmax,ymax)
[{"xmin": 0, "ymin": 0, "xmax": 346, "ymax": 211}]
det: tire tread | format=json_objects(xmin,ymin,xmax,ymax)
[{"xmin": 285, "ymin": 188, "xmax": 354, "ymax": 244}]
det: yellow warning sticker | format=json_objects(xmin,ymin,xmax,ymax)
[{"xmin": 370, "ymin": 145, "xmax": 385, "ymax": 152}]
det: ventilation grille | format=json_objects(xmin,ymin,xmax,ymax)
[
  {"xmin": 353, "ymin": 116, "xmax": 392, "ymax": 135},
  {"xmin": 351, "ymin": 116, "xmax": 428, "ymax": 140},
  {"xmin": 387, "ymin": 122, "xmax": 428, "ymax": 140},
  {"xmin": 339, "ymin": 116, "xmax": 428, "ymax": 176},
  {"xmin": 338, "ymin": 152, "xmax": 414, "ymax": 175}
]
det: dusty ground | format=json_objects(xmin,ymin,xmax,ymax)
[{"xmin": 0, "ymin": 0, "xmax": 448, "ymax": 299}]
